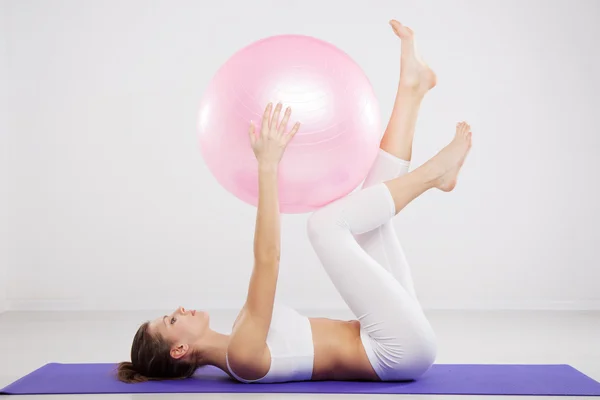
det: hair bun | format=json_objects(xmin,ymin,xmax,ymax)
[{"xmin": 117, "ymin": 361, "xmax": 149, "ymax": 383}]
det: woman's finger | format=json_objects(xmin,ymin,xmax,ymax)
[
  {"xmin": 261, "ymin": 103, "xmax": 272, "ymax": 137},
  {"xmin": 248, "ymin": 121, "xmax": 257, "ymax": 146},
  {"xmin": 270, "ymin": 102, "xmax": 282, "ymax": 133},
  {"xmin": 277, "ymin": 107, "xmax": 291, "ymax": 138},
  {"xmin": 284, "ymin": 122, "xmax": 301, "ymax": 145}
]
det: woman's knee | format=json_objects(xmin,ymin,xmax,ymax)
[
  {"xmin": 416, "ymin": 337, "xmax": 438, "ymax": 370},
  {"xmin": 382, "ymin": 340, "xmax": 438, "ymax": 381},
  {"xmin": 405, "ymin": 335, "xmax": 438, "ymax": 379},
  {"xmin": 376, "ymin": 329, "xmax": 438, "ymax": 381},
  {"xmin": 411, "ymin": 324, "xmax": 438, "ymax": 364}
]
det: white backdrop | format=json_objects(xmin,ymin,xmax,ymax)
[
  {"xmin": 2, "ymin": 0, "xmax": 599, "ymax": 312},
  {"xmin": 1, "ymin": 2, "xmax": 10, "ymax": 313}
]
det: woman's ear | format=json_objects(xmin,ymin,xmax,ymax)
[{"xmin": 170, "ymin": 343, "xmax": 189, "ymax": 360}]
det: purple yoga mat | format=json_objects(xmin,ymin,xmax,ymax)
[{"xmin": 2, "ymin": 363, "xmax": 600, "ymax": 396}]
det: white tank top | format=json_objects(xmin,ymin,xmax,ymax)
[{"xmin": 226, "ymin": 303, "xmax": 314, "ymax": 383}]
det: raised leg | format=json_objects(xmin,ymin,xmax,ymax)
[{"xmin": 356, "ymin": 21, "xmax": 437, "ymax": 299}]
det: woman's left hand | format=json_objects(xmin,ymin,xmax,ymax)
[{"xmin": 249, "ymin": 102, "xmax": 300, "ymax": 168}]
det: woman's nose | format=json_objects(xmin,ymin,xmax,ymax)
[{"xmin": 178, "ymin": 306, "xmax": 186, "ymax": 314}]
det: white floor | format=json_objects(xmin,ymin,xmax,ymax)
[{"xmin": 0, "ymin": 309, "xmax": 599, "ymax": 399}]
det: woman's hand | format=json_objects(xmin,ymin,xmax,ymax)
[{"xmin": 249, "ymin": 102, "xmax": 300, "ymax": 169}]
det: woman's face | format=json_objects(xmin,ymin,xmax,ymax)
[{"xmin": 149, "ymin": 306, "xmax": 210, "ymax": 358}]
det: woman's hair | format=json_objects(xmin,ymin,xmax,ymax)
[{"xmin": 117, "ymin": 321, "xmax": 200, "ymax": 383}]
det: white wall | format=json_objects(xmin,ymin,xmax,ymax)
[
  {"xmin": 0, "ymin": 0, "xmax": 10, "ymax": 313},
  {"xmin": 4, "ymin": 0, "xmax": 600, "ymax": 312}
]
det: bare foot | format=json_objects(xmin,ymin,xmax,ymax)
[
  {"xmin": 389, "ymin": 19, "xmax": 437, "ymax": 93},
  {"xmin": 426, "ymin": 122, "xmax": 472, "ymax": 192}
]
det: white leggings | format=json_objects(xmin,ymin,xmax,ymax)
[{"xmin": 307, "ymin": 150, "xmax": 437, "ymax": 381}]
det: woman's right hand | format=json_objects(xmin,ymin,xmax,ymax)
[{"xmin": 249, "ymin": 102, "xmax": 300, "ymax": 168}]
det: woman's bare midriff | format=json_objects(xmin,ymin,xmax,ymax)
[{"xmin": 308, "ymin": 317, "xmax": 380, "ymax": 381}]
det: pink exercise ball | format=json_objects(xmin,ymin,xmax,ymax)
[{"xmin": 197, "ymin": 34, "xmax": 381, "ymax": 213}]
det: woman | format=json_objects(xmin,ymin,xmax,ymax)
[{"xmin": 118, "ymin": 20, "xmax": 472, "ymax": 384}]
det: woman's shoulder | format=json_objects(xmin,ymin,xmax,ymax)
[
  {"xmin": 226, "ymin": 335, "xmax": 271, "ymax": 381},
  {"xmin": 226, "ymin": 303, "xmax": 273, "ymax": 380}
]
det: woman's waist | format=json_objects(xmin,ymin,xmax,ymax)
[{"xmin": 309, "ymin": 318, "xmax": 377, "ymax": 380}]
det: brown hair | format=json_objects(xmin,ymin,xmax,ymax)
[{"xmin": 117, "ymin": 321, "xmax": 200, "ymax": 383}]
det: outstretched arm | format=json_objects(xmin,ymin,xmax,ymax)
[{"xmin": 227, "ymin": 102, "xmax": 300, "ymax": 378}]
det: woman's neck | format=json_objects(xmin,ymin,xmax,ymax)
[{"xmin": 195, "ymin": 330, "xmax": 231, "ymax": 374}]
